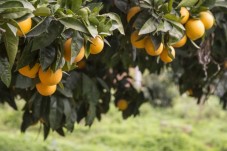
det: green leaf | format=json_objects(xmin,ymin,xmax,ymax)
[
  {"xmin": 82, "ymin": 74, "xmax": 100, "ymax": 125},
  {"xmin": 0, "ymin": 57, "xmax": 11, "ymax": 87},
  {"xmin": 49, "ymin": 95, "xmax": 64, "ymax": 130},
  {"xmin": 101, "ymin": 13, "xmax": 125, "ymax": 35},
  {"xmin": 177, "ymin": 0, "xmax": 199, "ymax": 8},
  {"xmin": 0, "ymin": 1, "xmax": 23, "ymax": 9},
  {"xmin": 214, "ymin": 1, "xmax": 227, "ymax": 8},
  {"xmin": 70, "ymin": 0, "xmax": 82, "ymax": 12},
  {"xmin": 86, "ymin": 24, "xmax": 98, "ymax": 38},
  {"xmin": 0, "ymin": 8, "xmax": 32, "ymax": 19},
  {"xmin": 31, "ymin": 20, "xmax": 64, "ymax": 51},
  {"xmin": 39, "ymin": 45, "xmax": 56, "ymax": 71},
  {"xmin": 164, "ymin": 14, "xmax": 181, "ymax": 22},
  {"xmin": 168, "ymin": 26, "xmax": 184, "ymax": 44},
  {"xmin": 166, "ymin": 19, "xmax": 185, "ymax": 30},
  {"xmin": 139, "ymin": 17, "xmax": 157, "ymax": 35},
  {"xmin": 70, "ymin": 31, "xmax": 84, "ymax": 63},
  {"xmin": 3, "ymin": 23, "xmax": 19, "ymax": 68},
  {"xmin": 59, "ymin": 17, "xmax": 89, "ymax": 34},
  {"xmin": 168, "ymin": 0, "xmax": 174, "ymax": 12},
  {"xmin": 15, "ymin": 74, "xmax": 34, "ymax": 89},
  {"xmin": 26, "ymin": 17, "xmax": 53, "ymax": 37},
  {"xmin": 16, "ymin": 42, "xmax": 39, "ymax": 70},
  {"xmin": 33, "ymin": 7, "xmax": 51, "ymax": 16}
]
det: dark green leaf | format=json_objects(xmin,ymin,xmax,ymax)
[
  {"xmin": 31, "ymin": 20, "xmax": 64, "ymax": 51},
  {"xmin": 26, "ymin": 17, "xmax": 53, "ymax": 37},
  {"xmin": 0, "ymin": 57, "xmax": 11, "ymax": 87},
  {"xmin": 39, "ymin": 45, "xmax": 56, "ymax": 71},
  {"xmin": 49, "ymin": 95, "xmax": 64, "ymax": 130},
  {"xmin": 15, "ymin": 74, "xmax": 34, "ymax": 89},
  {"xmin": 3, "ymin": 23, "xmax": 19, "ymax": 68}
]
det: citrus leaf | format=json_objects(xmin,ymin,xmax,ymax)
[
  {"xmin": 33, "ymin": 7, "xmax": 51, "ymax": 16},
  {"xmin": 16, "ymin": 42, "xmax": 39, "ymax": 70},
  {"xmin": 26, "ymin": 17, "xmax": 53, "ymax": 37},
  {"xmin": 139, "ymin": 17, "xmax": 157, "ymax": 35},
  {"xmin": 15, "ymin": 74, "xmax": 34, "ymax": 89},
  {"xmin": 39, "ymin": 45, "xmax": 56, "ymax": 71},
  {"xmin": 102, "ymin": 13, "xmax": 125, "ymax": 35},
  {"xmin": 0, "ymin": 8, "xmax": 32, "ymax": 19},
  {"xmin": 49, "ymin": 95, "xmax": 64, "ymax": 130},
  {"xmin": 70, "ymin": 0, "xmax": 82, "ymax": 12},
  {"xmin": 177, "ymin": 0, "xmax": 199, "ymax": 8},
  {"xmin": 166, "ymin": 19, "xmax": 185, "ymax": 30},
  {"xmin": 3, "ymin": 23, "xmax": 19, "ymax": 68},
  {"xmin": 31, "ymin": 20, "xmax": 64, "ymax": 51},
  {"xmin": 59, "ymin": 17, "xmax": 89, "ymax": 34},
  {"xmin": 0, "ymin": 57, "xmax": 11, "ymax": 87},
  {"xmin": 0, "ymin": 1, "xmax": 23, "ymax": 9}
]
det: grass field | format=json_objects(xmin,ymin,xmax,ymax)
[{"xmin": 0, "ymin": 95, "xmax": 227, "ymax": 151}]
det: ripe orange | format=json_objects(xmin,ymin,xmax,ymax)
[
  {"xmin": 18, "ymin": 63, "xmax": 40, "ymax": 78},
  {"xmin": 127, "ymin": 6, "xmax": 141, "ymax": 23},
  {"xmin": 17, "ymin": 18, "xmax": 32, "ymax": 36},
  {"xmin": 185, "ymin": 19, "xmax": 205, "ymax": 40},
  {"xmin": 38, "ymin": 68, "xmax": 62, "ymax": 86},
  {"xmin": 90, "ymin": 36, "xmax": 104, "ymax": 54},
  {"xmin": 117, "ymin": 99, "xmax": 128, "ymax": 111},
  {"xmin": 172, "ymin": 35, "xmax": 187, "ymax": 48},
  {"xmin": 130, "ymin": 31, "xmax": 148, "ymax": 49},
  {"xmin": 160, "ymin": 46, "xmax": 175, "ymax": 63},
  {"xmin": 64, "ymin": 38, "xmax": 85, "ymax": 63},
  {"xmin": 199, "ymin": 11, "xmax": 214, "ymax": 30},
  {"xmin": 36, "ymin": 83, "xmax": 56, "ymax": 96},
  {"xmin": 145, "ymin": 38, "xmax": 164, "ymax": 56},
  {"xmin": 180, "ymin": 7, "xmax": 190, "ymax": 24}
]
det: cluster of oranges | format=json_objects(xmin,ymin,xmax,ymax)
[
  {"xmin": 18, "ymin": 64, "xmax": 63, "ymax": 96},
  {"xmin": 16, "ymin": 17, "xmax": 105, "ymax": 96},
  {"xmin": 177, "ymin": 7, "xmax": 214, "ymax": 43},
  {"xmin": 127, "ymin": 6, "xmax": 175, "ymax": 63},
  {"xmin": 127, "ymin": 6, "xmax": 215, "ymax": 63},
  {"xmin": 63, "ymin": 35, "xmax": 104, "ymax": 63}
]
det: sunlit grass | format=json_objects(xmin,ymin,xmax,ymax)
[{"xmin": 0, "ymin": 95, "xmax": 227, "ymax": 151}]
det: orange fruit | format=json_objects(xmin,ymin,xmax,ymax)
[
  {"xmin": 77, "ymin": 60, "xmax": 86, "ymax": 69},
  {"xmin": 18, "ymin": 63, "xmax": 40, "ymax": 78},
  {"xmin": 187, "ymin": 89, "xmax": 193, "ymax": 96},
  {"xmin": 199, "ymin": 11, "xmax": 214, "ymax": 30},
  {"xmin": 90, "ymin": 36, "xmax": 104, "ymax": 54},
  {"xmin": 38, "ymin": 68, "xmax": 62, "ymax": 86},
  {"xmin": 185, "ymin": 19, "xmax": 205, "ymax": 40},
  {"xmin": 17, "ymin": 18, "xmax": 32, "ymax": 36},
  {"xmin": 64, "ymin": 38, "xmax": 85, "ymax": 63},
  {"xmin": 172, "ymin": 35, "xmax": 187, "ymax": 48},
  {"xmin": 127, "ymin": 6, "xmax": 141, "ymax": 22},
  {"xmin": 180, "ymin": 7, "xmax": 190, "ymax": 24},
  {"xmin": 36, "ymin": 83, "xmax": 56, "ymax": 96},
  {"xmin": 145, "ymin": 38, "xmax": 164, "ymax": 56},
  {"xmin": 160, "ymin": 46, "xmax": 175, "ymax": 63},
  {"xmin": 130, "ymin": 31, "xmax": 148, "ymax": 49},
  {"xmin": 117, "ymin": 99, "xmax": 128, "ymax": 111}
]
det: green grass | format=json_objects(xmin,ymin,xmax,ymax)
[{"xmin": 0, "ymin": 95, "xmax": 227, "ymax": 151}]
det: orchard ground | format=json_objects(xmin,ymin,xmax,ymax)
[{"xmin": 0, "ymin": 93, "xmax": 227, "ymax": 151}]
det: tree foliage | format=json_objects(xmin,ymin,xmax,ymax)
[{"xmin": 0, "ymin": 0, "xmax": 227, "ymax": 139}]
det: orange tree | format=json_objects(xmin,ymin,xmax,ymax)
[{"xmin": 0, "ymin": 0, "xmax": 227, "ymax": 138}]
